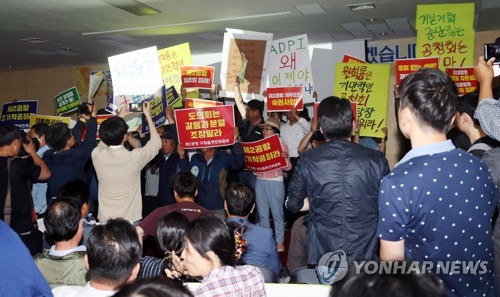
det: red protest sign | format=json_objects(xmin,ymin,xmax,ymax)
[
  {"xmin": 396, "ymin": 57, "xmax": 439, "ymax": 85},
  {"xmin": 342, "ymin": 54, "xmax": 365, "ymax": 63},
  {"xmin": 180, "ymin": 66, "xmax": 214, "ymax": 89},
  {"xmin": 175, "ymin": 105, "xmax": 235, "ymax": 149},
  {"xmin": 313, "ymin": 101, "xmax": 357, "ymax": 123},
  {"xmin": 185, "ymin": 98, "xmax": 223, "ymax": 109},
  {"xmin": 266, "ymin": 86, "xmax": 303, "ymax": 112},
  {"xmin": 96, "ymin": 114, "xmax": 113, "ymax": 140},
  {"xmin": 446, "ymin": 67, "xmax": 478, "ymax": 95},
  {"xmin": 240, "ymin": 134, "xmax": 286, "ymax": 172}
]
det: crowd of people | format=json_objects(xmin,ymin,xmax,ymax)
[{"xmin": 0, "ymin": 56, "xmax": 499, "ymax": 297}]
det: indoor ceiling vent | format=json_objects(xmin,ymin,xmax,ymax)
[
  {"xmin": 347, "ymin": 2, "xmax": 376, "ymax": 11},
  {"xmin": 100, "ymin": 0, "xmax": 161, "ymax": 16},
  {"xmin": 20, "ymin": 37, "xmax": 48, "ymax": 44}
]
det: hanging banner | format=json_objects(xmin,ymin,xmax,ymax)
[
  {"xmin": 333, "ymin": 63, "xmax": 390, "ymax": 138},
  {"xmin": 175, "ymin": 105, "xmax": 235, "ymax": 149},
  {"xmin": 1, "ymin": 100, "xmax": 38, "ymax": 129},
  {"xmin": 29, "ymin": 114, "xmax": 71, "ymax": 128},
  {"xmin": 416, "ymin": 3, "xmax": 475, "ymax": 70},
  {"xmin": 54, "ymin": 87, "xmax": 81, "ymax": 116},
  {"xmin": 446, "ymin": 67, "xmax": 478, "ymax": 95},
  {"xmin": 108, "ymin": 46, "xmax": 163, "ymax": 113},
  {"xmin": 96, "ymin": 114, "xmax": 113, "ymax": 140},
  {"xmin": 185, "ymin": 98, "xmax": 223, "ymax": 109},
  {"xmin": 266, "ymin": 86, "xmax": 303, "ymax": 112},
  {"xmin": 140, "ymin": 86, "xmax": 167, "ymax": 135},
  {"xmin": 268, "ymin": 34, "xmax": 314, "ymax": 103},
  {"xmin": 395, "ymin": 57, "xmax": 439, "ymax": 85},
  {"xmin": 240, "ymin": 134, "xmax": 286, "ymax": 172},
  {"xmin": 220, "ymin": 28, "xmax": 273, "ymax": 101},
  {"xmin": 181, "ymin": 66, "xmax": 214, "ymax": 89}
]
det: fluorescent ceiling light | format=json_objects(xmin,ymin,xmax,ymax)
[
  {"xmin": 347, "ymin": 2, "xmax": 376, "ymax": 11},
  {"xmin": 296, "ymin": 3, "xmax": 326, "ymax": 15},
  {"xmin": 83, "ymin": 11, "xmax": 291, "ymax": 36}
]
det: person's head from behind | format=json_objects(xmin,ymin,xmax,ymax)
[
  {"xmin": 156, "ymin": 212, "xmax": 189, "ymax": 268},
  {"xmin": 224, "ymin": 182, "xmax": 255, "ymax": 217},
  {"xmin": 172, "ymin": 172, "xmax": 198, "ymax": 201},
  {"xmin": 246, "ymin": 99, "xmax": 264, "ymax": 122},
  {"xmin": 113, "ymin": 277, "xmax": 193, "ymax": 297},
  {"xmin": 46, "ymin": 122, "xmax": 74, "ymax": 152},
  {"xmin": 455, "ymin": 92, "xmax": 480, "ymax": 134},
  {"xmin": 44, "ymin": 200, "xmax": 82, "ymax": 243},
  {"xmin": 28, "ymin": 123, "xmax": 49, "ymax": 147},
  {"xmin": 99, "ymin": 117, "xmax": 129, "ymax": 146},
  {"xmin": 0, "ymin": 125, "xmax": 22, "ymax": 156},
  {"xmin": 57, "ymin": 179, "xmax": 90, "ymax": 218},
  {"xmin": 397, "ymin": 68, "xmax": 457, "ymax": 138},
  {"xmin": 86, "ymin": 218, "xmax": 142, "ymax": 288},
  {"xmin": 331, "ymin": 268, "xmax": 445, "ymax": 297},
  {"xmin": 318, "ymin": 96, "xmax": 353, "ymax": 140},
  {"xmin": 181, "ymin": 216, "xmax": 235, "ymax": 277}
]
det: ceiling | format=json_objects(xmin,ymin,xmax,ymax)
[{"xmin": 2, "ymin": 0, "xmax": 500, "ymax": 71}]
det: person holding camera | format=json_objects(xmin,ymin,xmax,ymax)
[{"xmin": 0, "ymin": 125, "xmax": 51, "ymax": 255}]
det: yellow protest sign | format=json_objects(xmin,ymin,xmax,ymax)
[
  {"xmin": 416, "ymin": 3, "xmax": 475, "ymax": 70},
  {"xmin": 157, "ymin": 43, "xmax": 197, "ymax": 108},
  {"xmin": 29, "ymin": 114, "xmax": 71, "ymax": 128},
  {"xmin": 333, "ymin": 63, "xmax": 390, "ymax": 138}
]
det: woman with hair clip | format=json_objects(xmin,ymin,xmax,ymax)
[
  {"xmin": 139, "ymin": 212, "xmax": 189, "ymax": 279},
  {"xmin": 172, "ymin": 216, "xmax": 266, "ymax": 296}
]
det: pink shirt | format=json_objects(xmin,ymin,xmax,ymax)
[{"xmin": 255, "ymin": 142, "xmax": 292, "ymax": 179}]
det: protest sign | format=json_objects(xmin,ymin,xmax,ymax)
[
  {"xmin": 185, "ymin": 98, "xmax": 222, "ymax": 109},
  {"xmin": 140, "ymin": 86, "xmax": 167, "ymax": 135},
  {"xmin": 446, "ymin": 67, "xmax": 478, "ymax": 95},
  {"xmin": 220, "ymin": 28, "xmax": 273, "ymax": 101},
  {"xmin": 165, "ymin": 86, "xmax": 181, "ymax": 108},
  {"xmin": 1, "ymin": 100, "xmax": 38, "ymax": 129},
  {"xmin": 416, "ymin": 3, "xmax": 475, "ymax": 70},
  {"xmin": 29, "ymin": 114, "xmax": 70, "ymax": 128},
  {"xmin": 95, "ymin": 114, "xmax": 113, "ymax": 140},
  {"xmin": 108, "ymin": 46, "xmax": 163, "ymax": 113},
  {"xmin": 395, "ymin": 57, "xmax": 439, "ymax": 85},
  {"xmin": 240, "ymin": 134, "xmax": 286, "ymax": 172},
  {"xmin": 266, "ymin": 86, "xmax": 303, "ymax": 112},
  {"xmin": 88, "ymin": 71, "xmax": 105, "ymax": 103},
  {"xmin": 175, "ymin": 105, "xmax": 235, "ymax": 149},
  {"xmin": 55, "ymin": 87, "xmax": 81, "ymax": 116},
  {"xmin": 333, "ymin": 63, "xmax": 390, "ymax": 138},
  {"xmin": 269, "ymin": 34, "xmax": 314, "ymax": 103},
  {"xmin": 181, "ymin": 66, "xmax": 214, "ymax": 89},
  {"xmin": 342, "ymin": 54, "xmax": 365, "ymax": 63}
]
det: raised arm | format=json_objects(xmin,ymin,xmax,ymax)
[
  {"xmin": 24, "ymin": 139, "xmax": 50, "ymax": 180},
  {"xmin": 475, "ymin": 56, "xmax": 495, "ymax": 103},
  {"xmin": 234, "ymin": 79, "xmax": 247, "ymax": 120}
]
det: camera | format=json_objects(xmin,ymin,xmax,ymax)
[
  {"xmin": 484, "ymin": 43, "xmax": 500, "ymax": 62},
  {"xmin": 129, "ymin": 103, "xmax": 143, "ymax": 112}
]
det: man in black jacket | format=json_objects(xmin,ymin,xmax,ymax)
[{"xmin": 286, "ymin": 96, "xmax": 389, "ymax": 266}]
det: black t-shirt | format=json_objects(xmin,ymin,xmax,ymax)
[{"xmin": 0, "ymin": 157, "xmax": 41, "ymax": 234}]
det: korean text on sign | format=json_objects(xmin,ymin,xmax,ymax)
[
  {"xmin": 446, "ymin": 67, "xmax": 478, "ymax": 95},
  {"xmin": 395, "ymin": 57, "xmax": 439, "ymax": 85},
  {"xmin": 266, "ymin": 86, "xmax": 303, "ymax": 112},
  {"xmin": 175, "ymin": 105, "xmax": 235, "ymax": 149},
  {"xmin": 1, "ymin": 100, "xmax": 38, "ymax": 129},
  {"xmin": 240, "ymin": 134, "xmax": 286, "ymax": 173},
  {"xmin": 181, "ymin": 66, "xmax": 214, "ymax": 89}
]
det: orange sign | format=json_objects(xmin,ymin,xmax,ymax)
[
  {"xmin": 240, "ymin": 134, "xmax": 286, "ymax": 172},
  {"xmin": 181, "ymin": 66, "xmax": 214, "ymax": 89},
  {"xmin": 266, "ymin": 86, "xmax": 303, "ymax": 112}
]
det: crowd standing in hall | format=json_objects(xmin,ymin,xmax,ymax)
[{"xmin": 1, "ymin": 55, "xmax": 500, "ymax": 297}]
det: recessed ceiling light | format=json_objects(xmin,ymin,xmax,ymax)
[
  {"xmin": 348, "ymin": 2, "xmax": 376, "ymax": 11},
  {"xmin": 378, "ymin": 32, "xmax": 388, "ymax": 36},
  {"xmin": 367, "ymin": 18, "xmax": 376, "ymax": 22},
  {"xmin": 296, "ymin": 3, "xmax": 326, "ymax": 15}
]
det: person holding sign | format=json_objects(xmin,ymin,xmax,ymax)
[
  {"xmin": 91, "ymin": 102, "xmax": 161, "ymax": 223},
  {"xmin": 254, "ymin": 117, "xmax": 291, "ymax": 253}
]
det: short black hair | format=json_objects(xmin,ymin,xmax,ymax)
[
  {"xmin": 0, "ymin": 125, "xmax": 21, "ymax": 147},
  {"xmin": 156, "ymin": 212, "xmax": 189, "ymax": 256},
  {"xmin": 44, "ymin": 200, "xmax": 81, "ymax": 242},
  {"xmin": 87, "ymin": 219, "xmax": 142, "ymax": 286},
  {"xmin": 398, "ymin": 68, "xmax": 458, "ymax": 133},
  {"xmin": 30, "ymin": 123, "xmax": 49, "ymax": 137},
  {"xmin": 457, "ymin": 92, "xmax": 480, "ymax": 126},
  {"xmin": 46, "ymin": 122, "xmax": 72, "ymax": 151},
  {"xmin": 57, "ymin": 179, "xmax": 90, "ymax": 209},
  {"xmin": 99, "ymin": 117, "xmax": 128, "ymax": 146},
  {"xmin": 318, "ymin": 96, "xmax": 353, "ymax": 139},
  {"xmin": 172, "ymin": 172, "xmax": 198, "ymax": 199},
  {"xmin": 225, "ymin": 182, "xmax": 255, "ymax": 217},
  {"xmin": 247, "ymin": 99, "xmax": 264, "ymax": 117},
  {"xmin": 113, "ymin": 277, "xmax": 193, "ymax": 297},
  {"xmin": 186, "ymin": 216, "xmax": 235, "ymax": 266}
]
